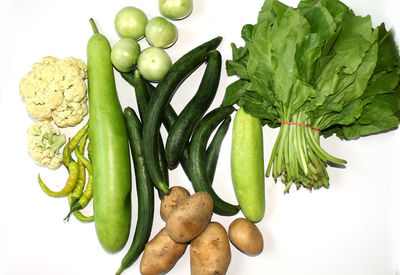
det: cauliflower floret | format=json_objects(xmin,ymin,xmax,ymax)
[
  {"xmin": 44, "ymin": 84, "xmax": 65, "ymax": 109},
  {"xmin": 19, "ymin": 56, "xmax": 88, "ymax": 127},
  {"xmin": 52, "ymin": 97, "xmax": 88, "ymax": 128},
  {"xmin": 25, "ymin": 99, "xmax": 53, "ymax": 121},
  {"xmin": 27, "ymin": 121, "xmax": 66, "ymax": 169},
  {"xmin": 64, "ymin": 57, "xmax": 88, "ymax": 78},
  {"xmin": 63, "ymin": 78, "xmax": 87, "ymax": 103}
]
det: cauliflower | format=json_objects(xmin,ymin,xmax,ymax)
[
  {"xmin": 20, "ymin": 56, "xmax": 88, "ymax": 127},
  {"xmin": 52, "ymin": 97, "xmax": 88, "ymax": 127},
  {"xmin": 27, "ymin": 121, "xmax": 66, "ymax": 169}
]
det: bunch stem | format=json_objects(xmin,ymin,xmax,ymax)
[{"xmin": 266, "ymin": 112, "xmax": 347, "ymax": 192}]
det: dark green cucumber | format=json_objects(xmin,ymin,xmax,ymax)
[
  {"xmin": 206, "ymin": 116, "xmax": 232, "ymax": 183},
  {"xmin": 121, "ymin": 71, "xmax": 191, "ymax": 180},
  {"xmin": 142, "ymin": 36, "xmax": 223, "ymax": 195},
  {"xmin": 128, "ymin": 70, "xmax": 169, "ymax": 195},
  {"xmin": 129, "ymin": 70, "xmax": 150, "ymax": 121},
  {"xmin": 143, "ymin": 80, "xmax": 176, "ymax": 131},
  {"xmin": 121, "ymin": 71, "xmax": 223, "ymax": 183},
  {"xmin": 120, "ymin": 71, "xmax": 177, "ymax": 131},
  {"xmin": 144, "ymin": 80, "xmax": 192, "ymax": 179},
  {"xmin": 189, "ymin": 106, "xmax": 239, "ymax": 216},
  {"xmin": 117, "ymin": 107, "xmax": 154, "ymax": 275},
  {"xmin": 165, "ymin": 50, "xmax": 222, "ymax": 170}
]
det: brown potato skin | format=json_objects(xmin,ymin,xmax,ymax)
[
  {"xmin": 190, "ymin": 222, "xmax": 231, "ymax": 275},
  {"xmin": 160, "ymin": 186, "xmax": 191, "ymax": 221},
  {"xmin": 140, "ymin": 227, "xmax": 188, "ymax": 275},
  {"xmin": 166, "ymin": 191, "xmax": 213, "ymax": 243},
  {"xmin": 228, "ymin": 217, "xmax": 263, "ymax": 256}
]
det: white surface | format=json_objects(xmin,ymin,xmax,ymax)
[{"xmin": 0, "ymin": 0, "xmax": 399, "ymax": 274}]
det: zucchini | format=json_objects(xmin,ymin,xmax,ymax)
[
  {"xmin": 142, "ymin": 36, "xmax": 223, "ymax": 196},
  {"xmin": 231, "ymin": 107, "xmax": 265, "ymax": 222},
  {"xmin": 189, "ymin": 106, "xmax": 239, "ymax": 216}
]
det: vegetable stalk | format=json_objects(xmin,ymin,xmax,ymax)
[{"xmin": 266, "ymin": 111, "xmax": 346, "ymax": 192}]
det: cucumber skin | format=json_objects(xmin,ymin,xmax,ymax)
[
  {"xmin": 120, "ymin": 72, "xmax": 191, "ymax": 179},
  {"xmin": 131, "ymin": 70, "xmax": 169, "ymax": 198},
  {"xmin": 231, "ymin": 108, "xmax": 265, "ymax": 223},
  {"xmin": 165, "ymin": 50, "xmax": 222, "ymax": 170},
  {"xmin": 206, "ymin": 116, "xmax": 231, "ymax": 183},
  {"xmin": 189, "ymin": 106, "xmax": 239, "ymax": 216},
  {"xmin": 119, "ymin": 108, "xmax": 154, "ymax": 273},
  {"xmin": 87, "ymin": 32, "xmax": 131, "ymax": 253},
  {"xmin": 142, "ymin": 37, "xmax": 223, "ymax": 195}
]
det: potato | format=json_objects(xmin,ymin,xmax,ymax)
[
  {"xmin": 190, "ymin": 222, "xmax": 231, "ymax": 275},
  {"xmin": 160, "ymin": 186, "xmax": 190, "ymax": 221},
  {"xmin": 166, "ymin": 191, "xmax": 213, "ymax": 243},
  {"xmin": 140, "ymin": 227, "xmax": 188, "ymax": 275},
  {"xmin": 228, "ymin": 217, "xmax": 263, "ymax": 256}
]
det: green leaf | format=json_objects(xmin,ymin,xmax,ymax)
[
  {"xmin": 226, "ymin": 43, "xmax": 249, "ymax": 78},
  {"xmin": 313, "ymin": 13, "xmax": 377, "ymax": 110},
  {"xmin": 295, "ymin": 33, "xmax": 323, "ymax": 83},
  {"xmin": 241, "ymin": 24, "xmax": 255, "ymax": 42},
  {"xmin": 249, "ymin": 7, "xmax": 311, "ymax": 105},
  {"xmin": 375, "ymin": 24, "xmax": 400, "ymax": 73},
  {"xmin": 298, "ymin": 0, "xmax": 337, "ymax": 41},
  {"xmin": 238, "ymin": 92, "xmax": 280, "ymax": 127},
  {"xmin": 299, "ymin": 0, "xmax": 350, "ymax": 25},
  {"xmin": 358, "ymin": 92, "xmax": 400, "ymax": 125},
  {"xmin": 221, "ymin": 79, "xmax": 249, "ymax": 107}
]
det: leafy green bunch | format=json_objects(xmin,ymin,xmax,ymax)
[{"xmin": 222, "ymin": 0, "xmax": 400, "ymax": 191}]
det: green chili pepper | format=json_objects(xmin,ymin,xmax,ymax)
[
  {"xmin": 38, "ymin": 146, "xmax": 79, "ymax": 198},
  {"xmin": 67, "ymin": 194, "xmax": 94, "ymax": 223},
  {"xmin": 64, "ymin": 147, "xmax": 93, "ymax": 220},
  {"xmin": 62, "ymin": 121, "xmax": 89, "ymax": 168},
  {"xmin": 69, "ymin": 132, "xmax": 89, "ymax": 210}
]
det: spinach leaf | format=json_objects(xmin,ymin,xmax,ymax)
[{"xmin": 223, "ymin": 0, "xmax": 400, "ymax": 191}]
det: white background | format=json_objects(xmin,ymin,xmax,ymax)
[{"xmin": 0, "ymin": 0, "xmax": 399, "ymax": 274}]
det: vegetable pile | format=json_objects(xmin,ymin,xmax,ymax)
[
  {"xmin": 112, "ymin": 6, "xmax": 177, "ymax": 81},
  {"xmin": 21, "ymin": 0, "xmax": 400, "ymax": 274},
  {"xmin": 223, "ymin": 0, "xmax": 400, "ymax": 191}
]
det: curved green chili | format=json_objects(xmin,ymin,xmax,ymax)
[
  {"xmin": 64, "ymin": 147, "xmax": 93, "ymax": 221},
  {"xmin": 38, "ymin": 147, "xmax": 79, "ymax": 198},
  {"xmin": 87, "ymin": 141, "xmax": 92, "ymax": 162},
  {"xmin": 67, "ymin": 194, "xmax": 94, "ymax": 223},
  {"xmin": 62, "ymin": 121, "xmax": 89, "ymax": 168},
  {"xmin": 69, "ymin": 132, "xmax": 89, "ymax": 208}
]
